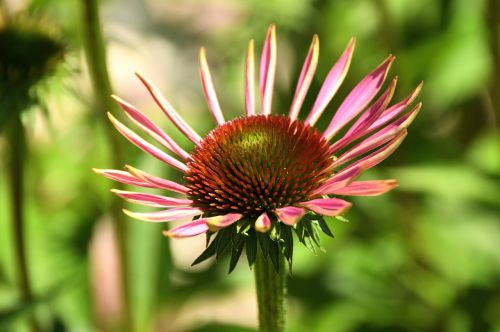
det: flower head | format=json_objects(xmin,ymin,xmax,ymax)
[
  {"xmin": 0, "ymin": 17, "xmax": 65, "ymax": 114},
  {"xmin": 95, "ymin": 25, "xmax": 422, "ymax": 272}
]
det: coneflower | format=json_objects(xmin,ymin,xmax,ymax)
[{"xmin": 95, "ymin": 24, "xmax": 421, "ymax": 331}]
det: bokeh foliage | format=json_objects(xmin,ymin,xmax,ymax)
[{"xmin": 0, "ymin": 0, "xmax": 499, "ymax": 331}]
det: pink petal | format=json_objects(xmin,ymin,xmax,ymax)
[
  {"xmin": 274, "ymin": 206, "xmax": 305, "ymax": 226},
  {"xmin": 305, "ymin": 38, "xmax": 356, "ymax": 126},
  {"xmin": 205, "ymin": 213, "xmax": 243, "ymax": 231},
  {"xmin": 312, "ymin": 165, "xmax": 364, "ymax": 196},
  {"xmin": 331, "ymin": 77, "xmax": 398, "ymax": 153},
  {"xmin": 111, "ymin": 189, "xmax": 192, "ymax": 207},
  {"xmin": 389, "ymin": 102, "xmax": 422, "ymax": 129},
  {"xmin": 331, "ymin": 124, "xmax": 403, "ymax": 169},
  {"xmin": 163, "ymin": 219, "xmax": 209, "ymax": 238},
  {"xmin": 135, "ymin": 72, "xmax": 202, "ymax": 145},
  {"xmin": 332, "ymin": 103, "xmax": 421, "ymax": 168},
  {"xmin": 124, "ymin": 165, "xmax": 189, "ymax": 194},
  {"xmin": 245, "ymin": 39, "xmax": 256, "ymax": 117},
  {"xmin": 112, "ymin": 95, "xmax": 190, "ymax": 160},
  {"xmin": 123, "ymin": 207, "xmax": 202, "ymax": 223},
  {"xmin": 366, "ymin": 82, "xmax": 423, "ymax": 133},
  {"xmin": 323, "ymin": 55, "xmax": 395, "ymax": 140},
  {"xmin": 108, "ymin": 113, "xmax": 188, "ymax": 172},
  {"xmin": 341, "ymin": 130, "xmax": 407, "ymax": 174},
  {"xmin": 199, "ymin": 47, "xmax": 225, "ymax": 125},
  {"xmin": 255, "ymin": 212, "xmax": 271, "ymax": 233},
  {"xmin": 92, "ymin": 168, "xmax": 154, "ymax": 188},
  {"xmin": 298, "ymin": 198, "xmax": 351, "ymax": 216},
  {"xmin": 260, "ymin": 24, "xmax": 277, "ymax": 115},
  {"xmin": 288, "ymin": 35, "xmax": 319, "ymax": 122},
  {"xmin": 332, "ymin": 180, "xmax": 398, "ymax": 196}
]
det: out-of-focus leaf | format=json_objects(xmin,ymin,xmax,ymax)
[
  {"xmin": 467, "ymin": 132, "xmax": 500, "ymax": 175},
  {"xmin": 390, "ymin": 164, "xmax": 500, "ymax": 204}
]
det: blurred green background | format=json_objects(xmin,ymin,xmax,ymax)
[{"xmin": 1, "ymin": 0, "xmax": 499, "ymax": 331}]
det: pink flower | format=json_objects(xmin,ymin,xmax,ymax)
[{"xmin": 95, "ymin": 25, "xmax": 421, "ymax": 270}]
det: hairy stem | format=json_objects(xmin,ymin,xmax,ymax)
[
  {"xmin": 254, "ymin": 250, "xmax": 287, "ymax": 332},
  {"xmin": 80, "ymin": 0, "xmax": 132, "ymax": 329},
  {"xmin": 7, "ymin": 115, "xmax": 40, "ymax": 332}
]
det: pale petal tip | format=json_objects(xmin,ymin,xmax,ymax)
[
  {"xmin": 347, "ymin": 36, "xmax": 356, "ymax": 49},
  {"xmin": 92, "ymin": 168, "xmax": 103, "ymax": 174},
  {"xmin": 162, "ymin": 229, "xmax": 182, "ymax": 238},
  {"xmin": 339, "ymin": 201, "xmax": 353, "ymax": 214},
  {"xmin": 122, "ymin": 209, "xmax": 134, "ymax": 218},
  {"xmin": 199, "ymin": 46, "xmax": 207, "ymax": 61}
]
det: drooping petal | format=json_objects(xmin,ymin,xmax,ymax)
[
  {"xmin": 199, "ymin": 47, "xmax": 225, "ymax": 125},
  {"xmin": 123, "ymin": 207, "xmax": 202, "ymax": 222},
  {"xmin": 260, "ymin": 24, "xmax": 277, "ymax": 115},
  {"xmin": 288, "ymin": 35, "xmax": 319, "ymax": 121},
  {"xmin": 331, "ymin": 77, "xmax": 398, "ymax": 153},
  {"xmin": 205, "ymin": 213, "xmax": 243, "ymax": 231},
  {"xmin": 245, "ymin": 39, "xmax": 256, "ymax": 117},
  {"xmin": 341, "ymin": 130, "xmax": 407, "ymax": 174},
  {"xmin": 124, "ymin": 165, "xmax": 189, "ymax": 194},
  {"xmin": 163, "ymin": 219, "xmax": 209, "ymax": 238},
  {"xmin": 331, "ymin": 125, "xmax": 403, "ymax": 169},
  {"xmin": 108, "ymin": 113, "xmax": 188, "ymax": 172},
  {"xmin": 312, "ymin": 165, "xmax": 364, "ymax": 196},
  {"xmin": 332, "ymin": 180, "xmax": 398, "ymax": 196},
  {"xmin": 299, "ymin": 198, "xmax": 351, "ymax": 216},
  {"xmin": 92, "ymin": 168, "xmax": 154, "ymax": 188},
  {"xmin": 275, "ymin": 206, "xmax": 305, "ymax": 226},
  {"xmin": 111, "ymin": 189, "xmax": 192, "ymax": 207},
  {"xmin": 334, "ymin": 103, "xmax": 421, "ymax": 168},
  {"xmin": 255, "ymin": 212, "xmax": 271, "ymax": 233},
  {"xmin": 366, "ymin": 82, "xmax": 423, "ymax": 133},
  {"xmin": 112, "ymin": 95, "xmax": 190, "ymax": 160},
  {"xmin": 135, "ymin": 72, "xmax": 202, "ymax": 145},
  {"xmin": 322, "ymin": 55, "xmax": 395, "ymax": 140},
  {"xmin": 305, "ymin": 38, "xmax": 356, "ymax": 126}
]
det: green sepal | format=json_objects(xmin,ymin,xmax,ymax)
[
  {"xmin": 215, "ymin": 226, "xmax": 233, "ymax": 260},
  {"xmin": 257, "ymin": 232, "xmax": 270, "ymax": 259},
  {"xmin": 317, "ymin": 218, "xmax": 334, "ymax": 238},
  {"xmin": 335, "ymin": 215, "xmax": 350, "ymax": 223},
  {"xmin": 245, "ymin": 230, "xmax": 257, "ymax": 267},
  {"xmin": 280, "ymin": 223, "xmax": 293, "ymax": 269},
  {"xmin": 192, "ymin": 233, "xmax": 219, "ymax": 266},
  {"xmin": 268, "ymin": 240, "xmax": 281, "ymax": 273},
  {"xmin": 228, "ymin": 237, "xmax": 245, "ymax": 273}
]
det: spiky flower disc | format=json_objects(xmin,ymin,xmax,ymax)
[
  {"xmin": 187, "ymin": 115, "xmax": 333, "ymax": 216},
  {"xmin": 95, "ymin": 24, "xmax": 422, "ymax": 272}
]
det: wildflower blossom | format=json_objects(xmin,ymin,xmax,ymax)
[{"xmin": 95, "ymin": 25, "xmax": 422, "ymax": 271}]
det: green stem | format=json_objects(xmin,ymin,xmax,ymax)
[
  {"xmin": 254, "ymin": 250, "xmax": 287, "ymax": 332},
  {"xmin": 80, "ymin": 0, "xmax": 132, "ymax": 329},
  {"xmin": 7, "ymin": 115, "xmax": 40, "ymax": 332}
]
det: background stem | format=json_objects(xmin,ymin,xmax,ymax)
[
  {"xmin": 7, "ymin": 115, "xmax": 40, "ymax": 332},
  {"xmin": 80, "ymin": 0, "xmax": 132, "ymax": 329},
  {"xmin": 254, "ymin": 250, "xmax": 287, "ymax": 332}
]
